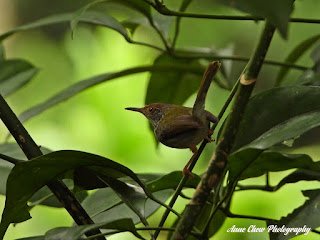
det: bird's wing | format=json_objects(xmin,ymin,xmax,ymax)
[{"xmin": 159, "ymin": 114, "xmax": 202, "ymax": 139}]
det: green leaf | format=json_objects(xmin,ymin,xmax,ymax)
[
  {"xmin": 0, "ymin": 11, "xmax": 130, "ymax": 43},
  {"xmin": 0, "ymin": 150, "xmax": 147, "ymax": 239},
  {"xmin": 218, "ymin": 0, "xmax": 294, "ymax": 38},
  {"xmin": 275, "ymin": 34, "xmax": 320, "ymax": 86},
  {"xmin": 0, "ymin": 44, "xmax": 5, "ymax": 61},
  {"xmin": 45, "ymin": 218, "xmax": 144, "ymax": 240},
  {"xmin": 0, "ymin": 143, "xmax": 51, "ymax": 195},
  {"xmin": 100, "ymin": 177, "xmax": 150, "ymax": 230},
  {"xmin": 276, "ymin": 166, "xmax": 320, "ymax": 190},
  {"xmin": 114, "ymin": 0, "xmax": 151, "ymax": 18},
  {"xmin": 15, "ymin": 236, "xmax": 45, "ymax": 240},
  {"xmin": 0, "ymin": 60, "xmax": 38, "ymax": 97},
  {"xmin": 147, "ymin": 171, "xmax": 200, "ymax": 192},
  {"xmin": 146, "ymin": 54, "xmax": 203, "ymax": 105},
  {"xmin": 229, "ymin": 110, "xmax": 320, "ymax": 180},
  {"xmin": 82, "ymin": 188, "xmax": 173, "ymax": 225},
  {"xmin": 71, "ymin": 9, "xmax": 130, "ymax": 41},
  {"xmin": 232, "ymin": 86, "xmax": 320, "ymax": 151},
  {"xmin": 232, "ymin": 151, "xmax": 320, "ymax": 181},
  {"xmin": 19, "ymin": 65, "xmax": 203, "ymax": 123},
  {"xmin": 121, "ymin": 17, "xmax": 149, "ymax": 35},
  {"xmin": 268, "ymin": 189, "xmax": 319, "ymax": 240}
]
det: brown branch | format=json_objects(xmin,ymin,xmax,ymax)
[
  {"xmin": 0, "ymin": 94, "xmax": 105, "ymax": 240},
  {"xmin": 171, "ymin": 19, "xmax": 276, "ymax": 240}
]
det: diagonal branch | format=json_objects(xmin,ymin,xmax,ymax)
[
  {"xmin": 0, "ymin": 94, "xmax": 105, "ymax": 240},
  {"xmin": 171, "ymin": 19, "xmax": 276, "ymax": 240}
]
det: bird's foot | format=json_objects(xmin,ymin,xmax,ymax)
[{"xmin": 183, "ymin": 167, "xmax": 194, "ymax": 179}]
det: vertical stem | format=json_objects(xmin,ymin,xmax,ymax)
[
  {"xmin": 0, "ymin": 95, "xmax": 105, "ymax": 240},
  {"xmin": 171, "ymin": 19, "xmax": 276, "ymax": 240}
]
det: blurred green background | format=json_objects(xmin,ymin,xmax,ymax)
[{"xmin": 0, "ymin": 0, "xmax": 320, "ymax": 239}]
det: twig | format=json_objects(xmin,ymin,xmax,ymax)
[
  {"xmin": 0, "ymin": 153, "xmax": 23, "ymax": 165},
  {"xmin": 0, "ymin": 94, "xmax": 105, "ymax": 240},
  {"xmin": 171, "ymin": 19, "xmax": 276, "ymax": 240},
  {"xmin": 149, "ymin": 3, "xmax": 320, "ymax": 24}
]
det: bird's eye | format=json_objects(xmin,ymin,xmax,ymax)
[{"xmin": 149, "ymin": 107, "xmax": 153, "ymax": 112}]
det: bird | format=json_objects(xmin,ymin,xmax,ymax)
[{"xmin": 126, "ymin": 61, "xmax": 220, "ymax": 177}]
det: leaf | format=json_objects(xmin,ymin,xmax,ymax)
[
  {"xmin": 232, "ymin": 151, "xmax": 320, "ymax": 181},
  {"xmin": 275, "ymin": 34, "xmax": 320, "ymax": 86},
  {"xmin": 71, "ymin": 9, "xmax": 130, "ymax": 42},
  {"xmin": 0, "ymin": 60, "xmax": 38, "ymax": 97},
  {"xmin": 19, "ymin": 65, "xmax": 203, "ymax": 123},
  {"xmin": 121, "ymin": 17, "xmax": 149, "ymax": 35},
  {"xmin": 0, "ymin": 44, "xmax": 5, "ymax": 61},
  {"xmin": 0, "ymin": 150, "xmax": 147, "ymax": 239},
  {"xmin": 0, "ymin": 143, "xmax": 51, "ymax": 195},
  {"xmin": 232, "ymin": 86, "xmax": 320, "ymax": 151},
  {"xmin": 218, "ymin": 0, "xmax": 294, "ymax": 38},
  {"xmin": 276, "ymin": 166, "xmax": 320, "ymax": 190},
  {"xmin": 15, "ymin": 236, "xmax": 45, "ymax": 240},
  {"xmin": 45, "ymin": 218, "xmax": 144, "ymax": 240},
  {"xmin": 146, "ymin": 54, "xmax": 203, "ymax": 105},
  {"xmin": 229, "ymin": 110, "xmax": 320, "ymax": 180},
  {"xmin": 114, "ymin": 0, "xmax": 151, "ymax": 19},
  {"xmin": 0, "ymin": 11, "xmax": 130, "ymax": 43},
  {"xmin": 268, "ymin": 189, "xmax": 319, "ymax": 240},
  {"xmin": 82, "ymin": 188, "xmax": 173, "ymax": 226},
  {"xmin": 100, "ymin": 177, "xmax": 150, "ymax": 230},
  {"xmin": 147, "ymin": 171, "xmax": 200, "ymax": 192}
]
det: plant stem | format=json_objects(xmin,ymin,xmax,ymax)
[
  {"xmin": 171, "ymin": 19, "xmax": 276, "ymax": 240},
  {"xmin": 151, "ymin": 4, "xmax": 320, "ymax": 24},
  {"xmin": 0, "ymin": 153, "xmax": 23, "ymax": 164},
  {"xmin": 0, "ymin": 94, "xmax": 105, "ymax": 240}
]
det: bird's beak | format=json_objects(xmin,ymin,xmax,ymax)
[{"xmin": 125, "ymin": 107, "xmax": 143, "ymax": 113}]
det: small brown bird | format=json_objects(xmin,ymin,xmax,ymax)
[{"xmin": 126, "ymin": 62, "xmax": 220, "ymax": 177}]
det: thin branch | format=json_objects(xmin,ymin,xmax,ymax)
[
  {"xmin": 171, "ymin": 19, "xmax": 276, "ymax": 240},
  {"xmin": 236, "ymin": 183, "xmax": 277, "ymax": 192},
  {"xmin": 0, "ymin": 153, "xmax": 23, "ymax": 165},
  {"xmin": 220, "ymin": 208, "xmax": 277, "ymax": 222},
  {"xmin": 0, "ymin": 94, "xmax": 105, "ymax": 240},
  {"xmin": 150, "ymin": 4, "xmax": 320, "ymax": 24}
]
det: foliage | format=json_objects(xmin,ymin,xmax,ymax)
[{"xmin": 0, "ymin": 0, "xmax": 319, "ymax": 240}]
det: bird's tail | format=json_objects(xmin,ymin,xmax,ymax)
[{"xmin": 192, "ymin": 61, "xmax": 221, "ymax": 119}]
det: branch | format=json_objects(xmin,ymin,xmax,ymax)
[
  {"xmin": 171, "ymin": 19, "xmax": 276, "ymax": 240},
  {"xmin": 0, "ymin": 94, "xmax": 105, "ymax": 240},
  {"xmin": 0, "ymin": 153, "xmax": 23, "ymax": 165},
  {"xmin": 151, "ymin": 3, "xmax": 320, "ymax": 24}
]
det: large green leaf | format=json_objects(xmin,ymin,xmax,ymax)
[
  {"xmin": 232, "ymin": 86, "xmax": 320, "ymax": 151},
  {"xmin": 45, "ymin": 218, "xmax": 144, "ymax": 240},
  {"xmin": 276, "ymin": 166, "xmax": 320, "ymax": 190},
  {"xmin": 218, "ymin": 0, "xmax": 294, "ymax": 38},
  {"xmin": 0, "ymin": 150, "xmax": 147, "ymax": 239},
  {"xmin": 82, "ymin": 188, "xmax": 173, "ymax": 226},
  {"xmin": 275, "ymin": 34, "xmax": 320, "ymax": 86},
  {"xmin": 229, "ymin": 110, "xmax": 320, "ymax": 180},
  {"xmin": 268, "ymin": 189, "xmax": 320, "ymax": 240},
  {"xmin": 231, "ymin": 151, "xmax": 320, "ymax": 181},
  {"xmin": 19, "ymin": 65, "xmax": 203, "ymax": 123},
  {"xmin": 147, "ymin": 171, "xmax": 200, "ymax": 192},
  {"xmin": 71, "ymin": 8, "xmax": 130, "ymax": 41},
  {"xmin": 0, "ymin": 60, "xmax": 38, "ymax": 97},
  {"xmin": 99, "ymin": 177, "xmax": 151, "ymax": 230},
  {"xmin": 146, "ymin": 54, "xmax": 203, "ymax": 105}
]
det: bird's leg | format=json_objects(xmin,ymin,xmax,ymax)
[{"xmin": 183, "ymin": 146, "xmax": 198, "ymax": 179}]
